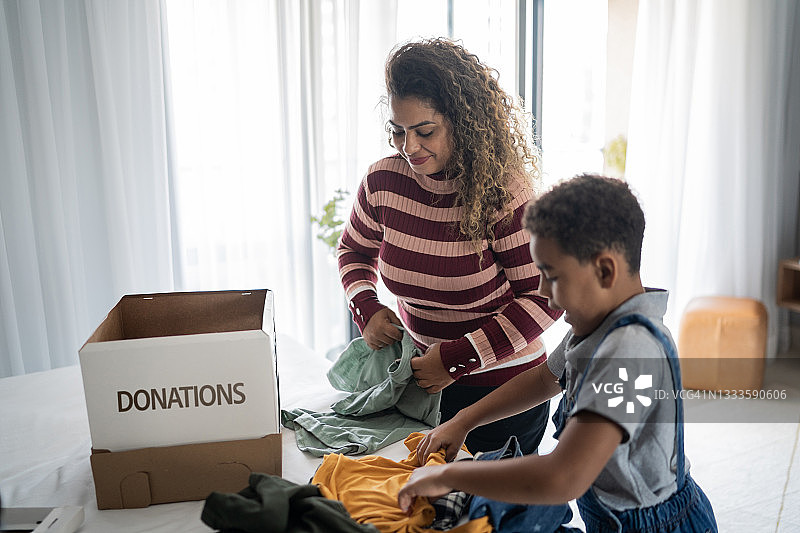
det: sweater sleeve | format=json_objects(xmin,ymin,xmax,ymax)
[
  {"xmin": 438, "ymin": 192, "xmax": 564, "ymax": 380},
  {"xmin": 337, "ymin": 175, "xmax": 386, "ymax": 332}
]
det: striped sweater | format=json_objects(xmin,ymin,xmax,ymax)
[{"xmin": 337, "ymin": 155, "xmax": 562, "ymax": 386}]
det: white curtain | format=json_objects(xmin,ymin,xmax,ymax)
[
  {"xmin": 625, "ymin": 0, "xmax": 800, "ymax": 356},
  {"xmin": 164, "ymin": 0, "xmax": 525, "ymax": 354},
  {"xmin": 164, "ymin": 0, "xmax": 400, "ymax": 354},
  {"xmin": 0, "ymin": 0, "xmax": 175, "ymax": 377},
  {"xmin": 1, "ymin": 0, "xmax": 528, "ymax": 376}
]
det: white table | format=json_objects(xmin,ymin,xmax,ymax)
[{"xmin": 0, "ymin": 334, "xmax": 411, "ymax": 532}]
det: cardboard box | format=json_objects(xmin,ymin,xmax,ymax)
[{"xmin": 79, "ymin": 289, "xmax": 282, "ymax": 509}]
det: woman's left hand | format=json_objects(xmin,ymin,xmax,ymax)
[
  {"xmin": 397, "ymin": 465, "xmax": 453, "ymax": 514},
  {"xmin": 411, "ymin": 343, "xmax": 454, "ymax": 394}
]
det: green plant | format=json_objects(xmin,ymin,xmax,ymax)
[
  {"xmin": 603, "ymin": 134, "xmax": 627, "ymax": 175},
  {"xmin": 310, "ymin": 189, "xmax": 349, "ymax": 252}
]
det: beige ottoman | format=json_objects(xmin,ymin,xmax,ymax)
[{"xmin": 677, "ymin": 296, "xmax": 767, "ymax": 391}]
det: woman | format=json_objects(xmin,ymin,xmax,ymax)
[{"xmin": 337, "ymin": 38, "xmax": 561, "ymax": 455}]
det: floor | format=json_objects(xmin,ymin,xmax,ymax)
[
  {"xmin": 538, "ymin": 320, "xmax": 800, "ymax": 533},
  {"xmin": 684, "ymin": 354, "xmax": 800, "ymax": 532}
]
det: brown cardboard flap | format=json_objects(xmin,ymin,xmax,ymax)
[
  {"xmin": 120, "ymin": 290, "xmax": 267, "ymax": 339},
  {"xmin": 90, "ymin": 434, "xmax": 282, "ymax": 509},
  {"xmin": 84, "ymin": 302, "xmax": 124, "ymax": 346},
  {"xmin": 87, "ymin": 290, "xmax": 269, "ymax": 342}
]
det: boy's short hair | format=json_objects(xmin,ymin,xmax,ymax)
[{"xmin": 524, "ymin": 174, "xmax": 645, "ymax": 273}]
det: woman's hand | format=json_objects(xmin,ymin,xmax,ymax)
[
  {"xmin": 411, "ymin": 343, "xmax": 454, "ymax": 394},
  {"xmin": 362, "ymin": 307, "xmax": 403, "ymax": 350},
  {"xmin": 415, "ymin": 417, "xmax": 469, "ymax": 465},
  {"xmin": 397, "ymin": 465, "xmax": 453, "ymax": 515}
]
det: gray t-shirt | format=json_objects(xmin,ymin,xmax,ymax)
[{"xmin": 547, "ymin": 289, "xmax": 688, "ymax": 511}]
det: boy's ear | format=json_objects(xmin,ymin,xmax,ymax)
[{"xmin": 593, "ymin": 252, "xmax": 617, "ymax": 289}]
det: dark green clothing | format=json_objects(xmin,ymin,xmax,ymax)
[{"xmin": 201, "ymin": 473, "xmax": 379, "ymax": 533}]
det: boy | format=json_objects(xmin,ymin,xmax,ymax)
[{"xmin": 398, "ymin": 175, "xmax": 716, "ymax": 532}]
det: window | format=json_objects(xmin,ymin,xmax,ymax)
[
  {"xmin": 540, "ymin": 0, "xmax": 608, "ymax": 188},
  {"xmin": 164, "ymin": 1, "xmax": 603, "ymax": 352}
]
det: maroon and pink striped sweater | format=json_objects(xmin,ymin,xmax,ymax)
[{"xmin": 337, "ymin": 155, "xmax": 562, "ymax": 387}]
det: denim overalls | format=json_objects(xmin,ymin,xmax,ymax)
[
  {"xmin": 469, "ymin": 313, "xmax": 717, "ymax": 532},
  {"xmin": 556, "ymin": 313, "xmax": 717, "ymax": 533}
]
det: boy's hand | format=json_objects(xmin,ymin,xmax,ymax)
[
  {"xmin": 362, "ymin": 307, "xmax": 403, "ymax": 350},
  {"xmin": 416, "ymin": 418, "xmax": 468, "ymax": 464},
  {"xmin": 397, "ymin": 465, "xmax": 453, "ymax": 514},
  {"xmin": 411, "ymin": 343, "xmax": 454, "ymax": 393}
]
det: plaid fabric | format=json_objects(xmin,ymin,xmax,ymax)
[
  {"xmin": 431, "ymin": 490, "xmax": 472, "ymax": 530},
  {"xmin": 430, "ymin": 440, "xmax": 521, "ymax": 530}
]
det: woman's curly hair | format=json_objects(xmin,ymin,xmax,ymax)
[{"xmin": 384, "ymin": 37, "xmax": 540, "ymax": 254}]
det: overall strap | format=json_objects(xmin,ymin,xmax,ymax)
[{"xmin": 573, "ymin": 313, "xmax": 686, "ymax": 489}]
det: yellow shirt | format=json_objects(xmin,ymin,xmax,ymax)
[{"xmin": 313, "ymin": 432, "xmax": 492, "ymax": 533}]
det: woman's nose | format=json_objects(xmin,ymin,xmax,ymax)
[{"xmin": 403, "ymin": 133, "xmax": 419, "ymax": 155}]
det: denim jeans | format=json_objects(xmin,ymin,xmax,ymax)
[{"xmin": 467, "ymin": 436, "xmax": 581, "ymax": 533}]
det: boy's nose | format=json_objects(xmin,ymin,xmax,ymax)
[{"xmin": 536, "ymin": 277, "xmax": 551, "ymax": 298}]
